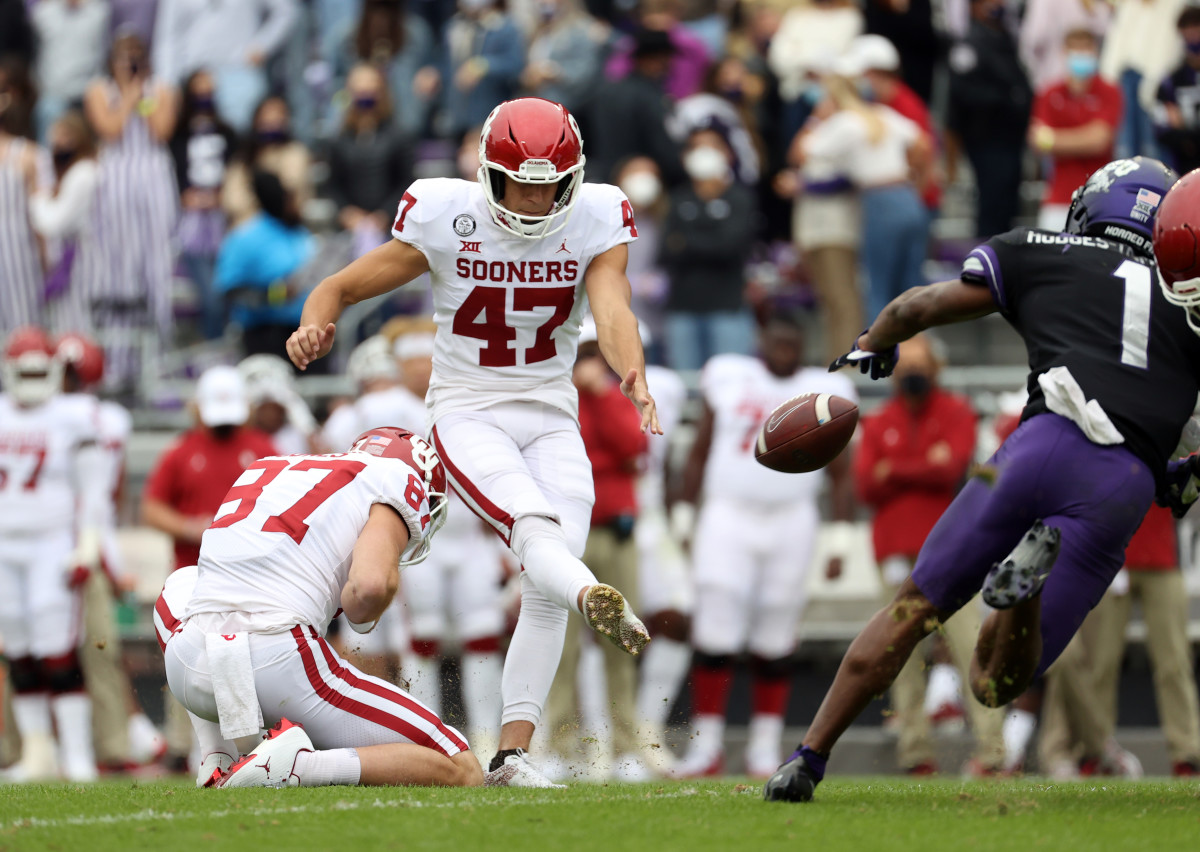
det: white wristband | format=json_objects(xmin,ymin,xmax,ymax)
[{"xmin": 347, "ymin": 618, "xmax": 377, "ymax": 634}]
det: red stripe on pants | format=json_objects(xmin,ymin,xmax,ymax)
[{"xmin": 431, "ymin": 425, "xmax": 516, "ymax": 544}]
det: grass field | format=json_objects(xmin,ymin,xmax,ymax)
[{"xmin": 4, "ymin": 777, "xmax": 1200, "ymax": 852}]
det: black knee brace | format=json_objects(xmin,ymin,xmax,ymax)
[
  {"xmin": 41, "ymin": 651, "xmax": 85, "ymax": 695},
  {"xmin": 8, "ymin": 656, "xmax": 45, "ymax": 694},
  {"xmin": 750, "ymin": 654, "xmax": 794, "ymax": 680},
  {"xmin": 692, "ymin": 650, "xmax": 734, "ymax": 670}
]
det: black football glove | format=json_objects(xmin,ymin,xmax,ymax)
[
  {"xmin": 828, "ymin": 335, "xmax": 899, "ymax": 380},
  {"xmin": 1159, "ymin": 454, "xmax": 1200, "ymax": 519}
]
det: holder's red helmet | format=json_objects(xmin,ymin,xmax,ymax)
[
  {"xmin": 478, "ymin": 98, "xmax": 585, "ymax": 239},
  {"xmin": 350, "ymin": 426, "xmax": 448, "ymax": 565}
]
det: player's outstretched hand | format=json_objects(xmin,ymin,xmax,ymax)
[
  {"xmin": 1160, "ymin": 454, "xmax": 1200, "ymax": 518},
  {"xmin": 287, "ymin": 322, "xmax": 337, "ymax": 370},
  {"xmin": 829, "ymin": 339, "xmax": 899, "ymax": 380},
  {"xmin": 621, "ymin": 368, "xmax": 663, "ymax": 435}
]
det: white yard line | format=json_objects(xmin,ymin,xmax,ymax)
[{"xmin": 8, "ymin": 787, "xmax": 724, "ymax": 831}]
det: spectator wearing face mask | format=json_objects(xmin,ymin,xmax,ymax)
[
  {"xmin": 853, "ymin": 334, "xmax": 1005, "ymax": 776},
  {"xmin": 1019, "ymin": 0, "xmax": 1112, "ymax": 95},
  {"xmin": 615, "ymin": 156, "xmax": 669, "ymax": 362},
  {"xmin": 1027, "ymin": 29, "xmax": 1121, "ymax": 233},
  {"xmin": 169, "ymin": 70, "xmax": 239, "ymax": 340},
  {"xmin": 660, "ymin": 128, "xmax": 757, "ymax": 371},
  {"xmin": 796, "ymin": 66, "xmax": 931, "ymax": 329},
  {"xmin": 221, "ymin": 95, "xmax": 313, "ymax": 228},
  {"xmin": 328, "ymin": 64, "xmax": 415, "ymax": 259},
  {"xmin": 1155, "ymin": 5, "xmax": 1200, "ymax": 175}
]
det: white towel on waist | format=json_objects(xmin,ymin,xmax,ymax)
[
  {"xmin": 205, "ymin": 631, "xmax": 263, "ymax": 739},
  {"xmin": 1037, "ymin": 366, "xmax": 1125, "ymax": 446}
]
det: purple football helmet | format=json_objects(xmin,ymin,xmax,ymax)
[{"xmin": 1064, "ymin": 156, "xmax": 1178, "ymax": 255}]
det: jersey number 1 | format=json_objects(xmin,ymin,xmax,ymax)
[{"xmin": 1114, "ymin": 260, "xmax": 1151, "ymax": 370}]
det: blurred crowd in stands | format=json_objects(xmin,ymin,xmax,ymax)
[{"xmin": 3, "ymin": 0, "xmax": 1200, "ymax": 386}]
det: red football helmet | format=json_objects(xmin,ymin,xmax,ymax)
[
  {"xmin": 3, "ymin": 327, "xmax": 64, "ymax": 407},
  {"xmin": 478, "ymin": 98, "xmax": 585, "ymax": 239},
  {"xmin": 349, "ymin": 426, "xmax": 448, "ymax": 564},
  {"xmin": 1155, "ymin": 168, "xmax": 1200, "ymax": 335},
  {"xmin": 56, "ymin": 331, "xmax": 105, "ymax": 388}
]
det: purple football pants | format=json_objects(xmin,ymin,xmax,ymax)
[{"xmin": 911, "ymin": 413, "xmax": 1155, "ymax": 676}]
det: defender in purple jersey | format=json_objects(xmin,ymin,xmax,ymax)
[{"xmin": 765, "ymin": 157, "xmax": 1200, "ymax": 803}]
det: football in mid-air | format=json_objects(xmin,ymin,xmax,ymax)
[
  {"xmin": 754, "ymin": 393, "xmax": 858, "ymax": 473},
  {"xmin": 1154, "ymin": 168, "xmax": 1200, "ymax": 285}
]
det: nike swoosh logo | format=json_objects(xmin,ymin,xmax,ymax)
[{"xmin": 766, "ymin": 395, "xmax": 811, "ymax": 433}]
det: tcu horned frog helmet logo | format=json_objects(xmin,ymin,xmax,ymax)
[
  {"xmin": 478, "ymin": 98, "xmax": 586, "ymax": 240},
  {"xmin": 350, "ymin": 427, "xmax": 448, "ymax": 566}
]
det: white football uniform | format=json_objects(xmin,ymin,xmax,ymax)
[
  {"xmin": 637, "ymin": 365, "xmax": 692, "ymax": 614},
  {"xmin": 162, "ymin": 450, "xmax": 467, "ymax": 757},
  {"xmin": 691, "ymin": 356, "xmax": 857, "ymax": 658},
  {"xmin": 0, "ymin": 392, "xmax": 105, "ymax": 658},
  {"xmin": 393, "ymin": 177, "xmax": 639, "ymax": 730},
  {"xmin": 97, "ymin": 398, "xmax": 132, "ymax": 581}
]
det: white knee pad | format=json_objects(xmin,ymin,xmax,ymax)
[{"xmin": 509, "ymin": 515, "xmax": 596, "ymax": 613}]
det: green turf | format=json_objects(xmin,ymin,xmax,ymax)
[{"xmin": 2, "ymin": 777, "xmax": 1198, "ymax": 852}]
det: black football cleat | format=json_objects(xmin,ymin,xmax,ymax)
[
  {"xmin": 981, "ymin": 520, "xmax": 1061, "ymax": 610},
  {"xmin": 762, "ymin": 752, "xmax": 819, "ymax": 802}
]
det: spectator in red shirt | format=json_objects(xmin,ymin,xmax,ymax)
[
  {"xmin": 544, "ymin": 328, "xmax": 649, "ymax": 781},
  {"xmin": 850, "ymin": 34, "xmax": 944, "ymax": 213},
  {"xmin": 141, "ymin": 365, "xmax": 278, "ymax": 573},
  {"xmin": 853, "ymin": 334, "xmax": 1004, "ymax": 774},
  {"xmin": 1028, "ymin": 28, "xmax": 1123, "ymax": 231}
]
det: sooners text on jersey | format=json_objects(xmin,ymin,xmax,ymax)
[{"xmin": 391, "ymin": 178, "xmax": 637, "ymax": 423}]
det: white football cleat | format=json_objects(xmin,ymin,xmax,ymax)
[
  {"xmin": 198, "ymin": 751, "xmax": 236, "ymax": 788},
  {"xmin": 215, "ymin": 719, "xmax": 313, "ymax": 789},
  {"xmin": 610, "ymin": 752, "xmax": 654, "ymax": 783},
  {"xmin": 1102, "ymin": 738, "xmax": 1144, "ymax": 779},
  {"xmin": 484, "ymin": 749, "xmax": 566, "ymax": 788},
  {"xmin": 982, "ymin": 520, "xmax": 1061, "ymax": 609},
  {"xmin": 583, "ymin": 584, "xmax": 651, "ymax": 657}
]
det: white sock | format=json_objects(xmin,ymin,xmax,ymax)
[
  {"xmin": 637, "ymin": 637, "xmax": 691, "ymax": 728},
  {"xmin": 746, "ymin": 714, "xmax": 784, "ymax": 764},
  {"xmin": 13, "ymin": 693, "xmax": 52, "ymax": 738},
  {"xmin": 1003, "ymin": 708, "xmax": 1037, "ymax": 771},
  {"xmin": 294, "ymin": 748, "xmax": 361, "ymax": 786},
  {"xmin": 924, "ymin": 663, "xmax": 962, "ymax": 713},
  {"xmin": 404, "ymin": 655, "xmax": 442, "ymax": 716},
  {"xmin": 128, "ymin": 712, "xmax": 165, "ymax": 763},
  {"xmin": 461, "ymin": 650, "xmax": 503, "ymax": 734},
  {"xmin": 501, "ymin": 574, "xmax": 568, "ymax": 726},
  {"xmin": 510, "ymin": 516, "xmax": 597, "ymax": 614},
  {"xmin": 689, "ymin": 714, "xmax": 726, "ymax": 759},
  {"xmin": 51, "ymin": 693, "xmax": 98, "ymax": 781}
]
